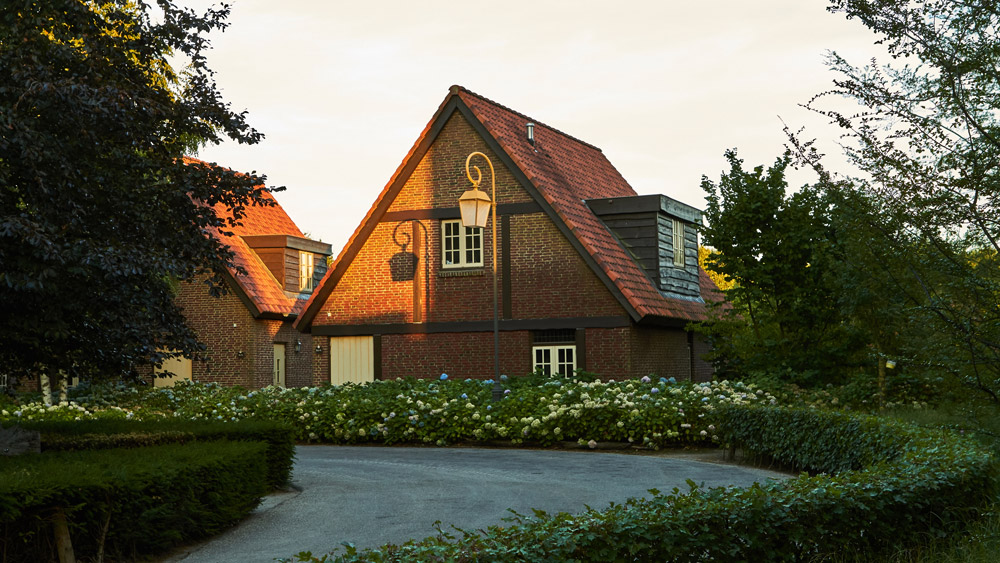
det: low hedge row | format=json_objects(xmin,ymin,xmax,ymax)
[
  {"xmin": 19, "ymin": 418, "xmax": 296, "ymax": 488},
  {"xmin": 284, "ymin": 405, "xmax": 997, "ymax": 562},
  {"xmin": 0, "ymin": 440, "xmax": 268, "ymax": 562}
]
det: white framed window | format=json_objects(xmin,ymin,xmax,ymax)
[
  {"xmin": 672, "ymin": 219, "xmax": 686, "ymax": 267},
  {"xmin": 442, "ymin": 219, "xmax": 483, "ymax": 268},
  {"xmin": 533, "ymin": 345, "xmax": 576, "ymax": 377},
  {"xmin": 299, "ymin": 251, "xmax": 315, "ymax": 291}
]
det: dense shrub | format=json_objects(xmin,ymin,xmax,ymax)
[
  {"xmin": 0, "ymin": 440, "xmax": 268, "ymax": 562},
  {"xmin": 281, "ymin": 405, "xmax": 997, "ymax": 562},
  {"xmin": 17, "ymin": 418, "xmax": 296, "ymax": 488}
]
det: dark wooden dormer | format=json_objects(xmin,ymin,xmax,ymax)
[
  {"xmin": 241, "ymin": 234, "xmax": 332, "ymax": 297},
  {"xmin": 587, "ymin": 194, "xmax": 702, "ymax": 301}
]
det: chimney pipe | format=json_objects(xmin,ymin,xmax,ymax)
[{"xmin": 526, "ymin": 122, "xmax": 535, "ymax": 146}]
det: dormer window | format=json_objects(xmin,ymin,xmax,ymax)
[
  {"xmin": 672, "ymin": 219, "xmax": 685, "ymax": 267},
  {"xmin": 299, "ymin": 251, "xmax": 314, "ymax": 291}
]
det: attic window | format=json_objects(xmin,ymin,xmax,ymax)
[
  {"xmin": 672, "ymin": 219, "xmax": 685, "ymax": 268},
  {"xmin": 299, "ymin": 251, "xmax": 315, "ymax": 291}
]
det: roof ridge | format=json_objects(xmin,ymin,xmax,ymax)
[{"xmin": 452, "ymin": 85, "xmax": 604, "ymax": 153}]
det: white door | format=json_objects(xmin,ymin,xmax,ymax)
[
  {"xmin": 154, "ymin": 356, "xmax": 192, "ymax": 388},
  {"xmin": 273, "ymin": 343, "xmax": 286, "ymax": 387},
  {"xmin": 329, "ymin": 336, "xmax": 375, "ymax": 385}
]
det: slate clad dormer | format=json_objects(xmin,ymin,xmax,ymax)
[{"xmin": 587, "ymin": 194, "xmax": 702, "ymax": 301}]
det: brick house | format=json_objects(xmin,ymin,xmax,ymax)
[
  {"xmin": 295, "ymin": 86, "xmax": 720, "ymax": 383},
  {"xmin": 161, "ymin": 170, "xmax": 333, "ymax": 388}
]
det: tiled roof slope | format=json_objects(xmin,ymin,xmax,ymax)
[
  {"xmin": 185, "ymin": 158, "xmax": 304, "ymax": 317},
  {"xmin": 455, "ymin": 87, "xmax": 714, "ymax": 322}
]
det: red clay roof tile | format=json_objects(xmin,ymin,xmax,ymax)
[
  {"xmin": 185, "ymin": 158, "xmax": 305, "ymax": 317},
  {"xmin": 456, "ymin": 87, "xmax": 717, "ymax": 323}
]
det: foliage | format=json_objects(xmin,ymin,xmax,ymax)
[
  {"xmin": 1, "ymin": 378, "xmax": 777, "ymax": 449},
  {"xmin": 0, "ymin": 0, "xmax": 277, "ymax": 383},
  {"xmin": 20, "ymin": 417, "xmax": 296, "ymax": 488},
  {"xmin": 0, "ymin": 440, "xmax": 268, "ymax": 561},
  {"xmin": 697, "ymin": 150, "xmax": 866, "ymax": 385},
  {"xmin": 798, "ymin": 0, "xmax": 1000, "ymax": 403},
  {"xmin": 280, "ymin": 405, "xmax": 997, "ymax": 562},
  {"xmin": 697, "ymin": 245, "xmax": 735, "ymax": 292}
]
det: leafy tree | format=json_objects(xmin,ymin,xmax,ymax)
[
  {"xmin": 697, "ymin": 150, "xmax": 863, "ymax": 385},
  {"xmin": 801, "ymin": 0, "xmax": 1000, "ymax": 403},
  {"xmin": 0, "ymin": 1, "xmax": 277, "ymax": 385}
]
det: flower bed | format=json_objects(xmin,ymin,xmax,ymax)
[{"xmin": 2, "ymin": 378, "xmax": 777, "ymax": 449}]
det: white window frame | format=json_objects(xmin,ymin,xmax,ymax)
[
  {"xmin": 533, "ymin": 345, "xmax": 577, "ymax": 377},
  {"xmin": 299, "ymin": 251, "xmax": 315, "ymax": 291},
  {"xmin": 442, "ymin": 219, "xmax": 483, "ymax": 268},
  {"xmin": 672, "ymin": 219, "xmax": 686, "ymax": 268}
]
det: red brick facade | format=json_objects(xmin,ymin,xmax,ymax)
[
  {"xmin": 172, "ymin": 279, "xmax": 319, "ymax": 388},
  {"xmin": 304, "ymin": 100, "xmax": 715, "ymax": 383}
]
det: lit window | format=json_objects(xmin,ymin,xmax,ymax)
[
  {"xmin": 299, "ymin": 251, "xmax": 315, "ymax": 291},
  {"xmin": 672, "ymin": 219, "xmax": 685, "ymax": 267},
  {"xmin": 533, "ymin": 345, "xmax": 576, "ymax": 377},
  {"xmin": 442, "ymin": 219, "xmax": 483, "ymax": 268}
]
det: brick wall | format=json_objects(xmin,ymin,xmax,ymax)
[
  {"xmin": 584, "ymin": 327, "xmax": 630, "ymax": 380},
  {"xmin": 309, "ymin": 110, "xmax": 712, "ymax": 384},
  {"xmin": 314, "ymin": 111, "xmax": 626, "ymax": 328},
  {"xmin": 175, "ymin": 279, "xmax": 314, "ymax": 389},
  {"xmin": 380, "ymin": 331, "xmax": 533, "ymax": 380},
  {"xmin": 629, "ymin": 326, "xmax": 692, "ymax": 381}
]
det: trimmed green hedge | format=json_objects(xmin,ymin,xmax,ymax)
[
  {"xmin": 284, "ymin": 405, "xmax": 998, "ymax": 562},
  {"xmin": 0, "ymin": 440, "xmax": 268, "ymax": 562},
  {"xmin": 20, "ymin": 418, "xmax": 295, "ymax": 488}
]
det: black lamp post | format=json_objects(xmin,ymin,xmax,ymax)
[{"xmin": 459, "ymin": 151, "xmax": 502, "ymax": 401}]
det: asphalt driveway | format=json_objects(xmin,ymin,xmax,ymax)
[{"xmin": 164, "ymin": 445, "xmax": 789, "ymax": 562}]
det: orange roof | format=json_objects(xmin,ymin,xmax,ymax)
[
  {"xmin": 185, "ymin": 158, "xmax": 305, "ymax": 318},
  {"xmin": 297, "ymin": 86, "xmax": 720, "ymax": 329}
]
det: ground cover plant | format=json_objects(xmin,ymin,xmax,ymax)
[{"xmin": 0, "ymin": 377, "xmax": 777, "ymax": 450}]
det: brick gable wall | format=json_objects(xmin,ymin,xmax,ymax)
[
  {"xmin": 175, "ymin": 278, "xmax": 314, "ymax": 388},
  {"xmin": 310, "ymin": 109, "xmax": 710, "ymax": 383}
]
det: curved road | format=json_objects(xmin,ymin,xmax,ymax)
[{"xmin": 165, "ymin": 446, "xmax": 788, "ymax": 562}]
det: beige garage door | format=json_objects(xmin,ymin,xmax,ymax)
[
  {"xmin": 329, "ymin": 336, "xmax": 375, "ymax": 385},
  {"xmin": 154, "ymin": 356, "xmax": 192, "ymax": 388}
]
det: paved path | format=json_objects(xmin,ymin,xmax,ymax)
[{"xmin": 164, "ymin": 445, "xmax": 789, "ymax": 562}]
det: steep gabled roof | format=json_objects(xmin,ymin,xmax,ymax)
[
  {"xmin": 297, "ymin": 86, "xmax": 716, "ymax": 329},
  {"xmin": 186, "ymin": 158, "xmax": 305, "ymax": 318}
]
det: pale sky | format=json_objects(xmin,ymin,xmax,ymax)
[{"xmin": 177, "ymin": 0, "xmax": 884, "ymax": 254}]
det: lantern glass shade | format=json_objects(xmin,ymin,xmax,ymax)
[{"xmin": 459, "ymin": 187, "xmax": 492, "ymax": 228}]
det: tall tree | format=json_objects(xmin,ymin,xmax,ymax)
[
  {"xmin": 0, "ymin": 1, "xmax": 277, "ymax": 384},
  {"xmin": 802, "ymin": 0, "xmax": 1000, "ymax": 402},
  {"xmin": 698, "ymin": 149, "xmax": 862, "ymax": 385}
]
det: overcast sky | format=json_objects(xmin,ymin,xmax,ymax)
[{"xmin": 177, "ymin": 0, "xmax": 885, "ymax": 254}]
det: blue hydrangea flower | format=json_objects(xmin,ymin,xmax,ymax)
[
  {"xmin": 461, "ymin": 393, "xmax": 468, "ymax": 399},
  {"xmin": 500, "ymin": 374, "xmax": 508, "ymax": 381},
  {"xmin": 651, "ymin": 388, "xmax": 659, "ymax": 394},
  {"xmin": 440, "ymin": 373, "xmax": 448, "ymax": 380}
]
